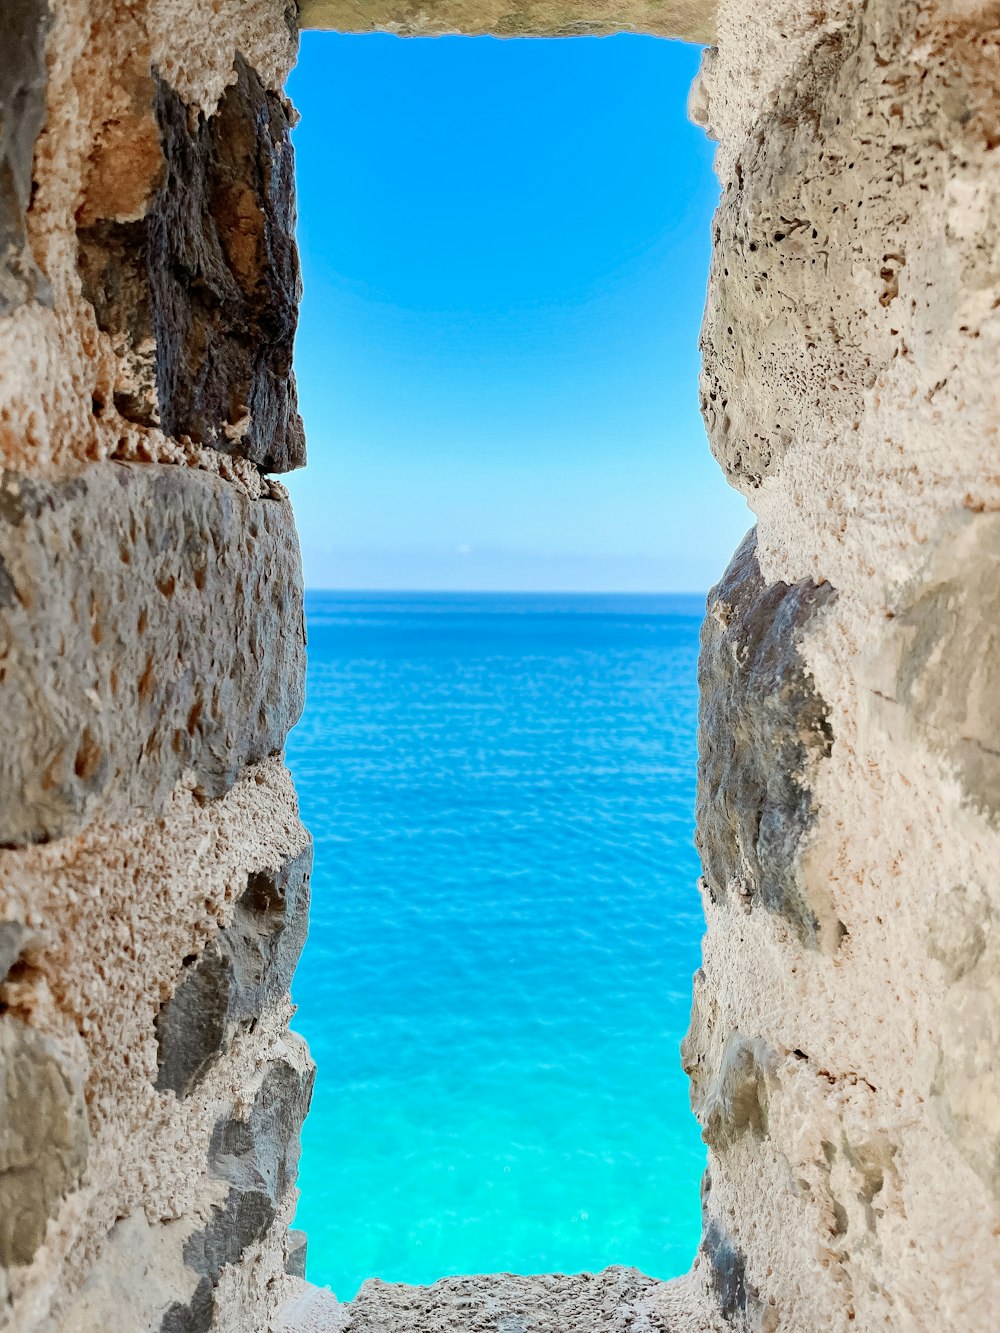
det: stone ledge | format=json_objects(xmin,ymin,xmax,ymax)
[
  {"xmin": 276, "ymin": 1268, "xmax": 722, "ymax": 1332},
  {"xmin": 298, "ymin": 0, "xmax": 716, "ymax": 41}
]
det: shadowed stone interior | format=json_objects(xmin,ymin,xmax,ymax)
[
  {"xmin": 696, "ymin": 528, "xmax": 836, "ymax": 946},
  {"xmin": 78, "ymin": 57, "xmax": 305, "ymax": 472}
]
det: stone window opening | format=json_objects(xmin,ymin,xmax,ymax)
[{"xmin": 1, "ymin": 1, "xmax": 998, "ymax": 1331}]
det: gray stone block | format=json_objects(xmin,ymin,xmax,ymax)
[
  {"xmin": 160, "ymin": 1039, "xmax": 314, "ymax": 1332},
  {"xmin": 0, "ymin": 0, "xmax": 52, "ymax": 315},
  {"xmin": 156, "ymin": 845, "xmax": 313, "ymax": 1096},
  {"xmin": 696, "ymin": 528, "xmax": 836, "ymax": 945},
  {"xmin": 0, "ymin": 1018, "xmax": 89, "ymax": 1269},
  {"xmin": 285, "ymin": 1229, "xmax": 307, "ymax": 1279},
  {"xmin": 700, "ymin": 1033, "xmax": 776, "ymax": 1155},
  {"xmin": 0, "ymin": 461, "xmax": 305, "ymax": 846}
]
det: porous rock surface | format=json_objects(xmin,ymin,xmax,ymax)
[
  {"xmin": 0, "ymin": 1019, "xmax": 89, "ymax": 1271},
  {"xmin": 77, "ymin": 54, "xmax": 305, "ymax": 471},
  {"xmin": 685, "ymin": 1, "xmax": 1000, "ymax": 1329},
  {"xmin": 299, "ymin": 0, "xmax": 716, "ymax": 40},
  {"xmin": 1, "ymin": 759, "xmax": 312, "ymax": 1331},
  {"xmin": 0, "ymin": 461, "xmax": 305, "ymax": 846},
  {"xmin": 276, "ymin": 1269, "xmax": 725, "ymax": 1332},
  {"xmin": 2, "ymin": 0, "xmax": 999, "ymax": 1330}
]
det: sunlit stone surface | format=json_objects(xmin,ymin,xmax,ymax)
[
  {"xmin": 299, "ymin": 0, "xmax": 716, "ymax": 40},
  {"xmin": 1, "ymin": 0, "xmax": 998, "ymax": 1328}
]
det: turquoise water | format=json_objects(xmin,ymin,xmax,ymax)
[{"xmin": 286, "ymin": 592, "xmax": 707, "ymax": 1299}]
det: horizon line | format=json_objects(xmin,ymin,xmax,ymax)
[{"xmin": 302, "ymin": 585, "xmax": 710, "ymax": 596}]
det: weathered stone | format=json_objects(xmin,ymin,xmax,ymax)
[
  {"xmin": 0, "ymin": 461, "xmax": 305, "ymax": 846},
  {"xmin": 337, "ymin": 1267, "xmax": 706, "ymax": 1333},
  {"xmin": 149, "ymin": 56, "xmax": 303, "ymax": 472},
  {"xmin": 700, "ymin": 1033, "xmax": 775, "ymax": 1156},
  {"xmin": 696, "ymin": 528, "xmax": 836, "ymax": 945},
  {"xmin": 0, "ymin": 0, "xmax": 52, "ymax": 315},
  {"xmin": 156, "ymin": 845, "xmax": 312, "ymax": 1096},
  {"xmin": 0, "ymin": 922, "xmax": 39, "ymax": 984},
  {"xmin": 867, "ymin": 511, "xmax": 1000, "ymax": 823},
  {"xmin": 299, "ymin": 0, "xmax": 716, "ymax": 40},
  {"xmin": 702, "ymin": 1220, "xmax": 766, "ymax": 1331},
  {"xmin": 926, "ymin": 885, "xmax": 1000, "ymax": 1204},
  {"xmin": 77, "ymin": 219, "xmax": 160, "ymax": 426},
  {"xmin": 162, "ymin": 1038, "xmax": 315, "ymax": 1332},
  {"xmin": 285, "ymin": 1229, "xmax": 307, "ymax": 1279},
  {"xmin": 928, "ymin": 886, "xmax": 990, "ymax": 986},
  {"xmin": 696, "ymin": 15, "xmax": 880, "ymax": 492},
  {"xmin": 76, "ymin": 56, "xmax": 304, "ymax": 471},
  {"xmin": 0, "ymin": 1019, "xmax": 89, "ymax": 1269}
]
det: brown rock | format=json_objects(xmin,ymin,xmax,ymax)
[
  {"xmin": 76, "ymin": 56, "xmax": 304, "ymax": 472},
  {"xmin": 148, "ymin": 54, "xmax": 304, "ymax": 472}
]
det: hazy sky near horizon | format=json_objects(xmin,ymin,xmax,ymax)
[{"xmin": 286, "ymin": 34, "xmax": 751, "ymax": 592}]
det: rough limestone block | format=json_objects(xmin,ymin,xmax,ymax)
[
  {"xmin": 865, "ymin": 510, "xmax": 1000, "ymax": 823},
  {"xmin": 859, "ymin": 513, "xmax": 1000, "ymax": 1203},
  {"xmin": 318, "ymin": 1268, "xmax": 719, "ymax": 1333},
  {"xmin": 696, "ymin": 528, "xmax": 836, "ymax": 946},
  {"xmin": 299, "ymin": 0, "xmax": 716, "ymax": 40},
  {"xmin": 0, "ymin": 461, "xmax": 305, "ymax": 846},
  {"xmin": 78, "ymin": 56, "xmax": 305, "ymax": 472},
  {"xmin": 156, "ymin": 845, "xmax": 313, "ymax": 1096},
  {"xmin": 0, "ymin": 1019, "xmax": 89, "ymax": 1270},
  {"xmin": 160, "ymin": 1036, "xmax": 315, "ymax": 1332},
  {"xmin": 930, "ymin": 899, "xmax": 1000, "ymax": 1203},
  {"xmin": 0, "ymin": 0, "xmax": 52, "ymax": 315}
]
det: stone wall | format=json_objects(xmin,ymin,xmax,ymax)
[
  {"xmin": 1, "ymin": 0, "xmax": 998, "ymax": 1330},
  {"xmin": 0, "ymin": 3, "xmax": 314, "ymax": 1329},
  {"xmin": 687, "ymin": 3, "xmax": 1000, "ymax": 1326}
]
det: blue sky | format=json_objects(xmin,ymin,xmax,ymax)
[{"xmin": 286, "ymin": 34, "xmax": 750, "ymax": 592}]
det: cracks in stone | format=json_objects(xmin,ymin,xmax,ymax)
[{"xmin": 76, "ymin": 55, "xmax": 305, "ymax": 479}]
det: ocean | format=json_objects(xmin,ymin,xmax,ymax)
[{"xmin": 286, "ymin": 592, "xmax": 708, "ymax": 1300}]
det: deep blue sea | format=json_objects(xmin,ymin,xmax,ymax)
[{"xmin": 286, "ymin": 592, "xmax": 707, "ymax": 1300}]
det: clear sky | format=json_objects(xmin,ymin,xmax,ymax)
[{"xmin": 286, "ymin": 34, "xmax": 751, "ymax": 592}]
